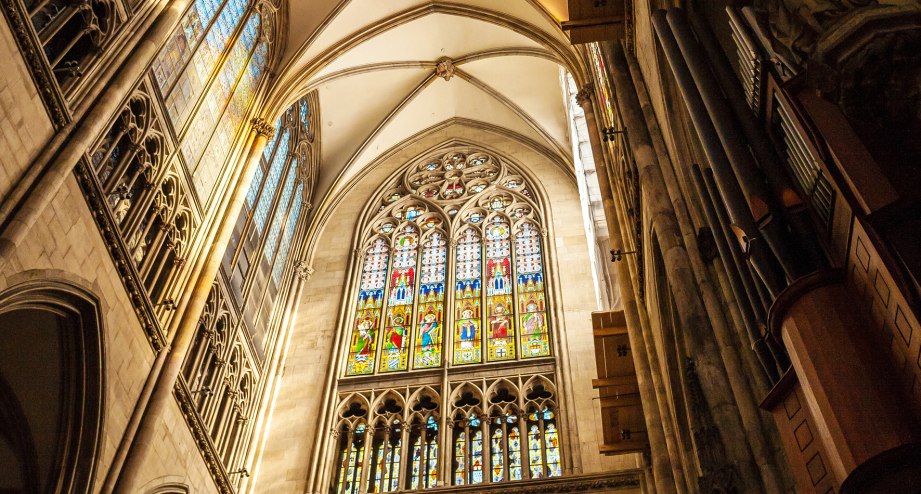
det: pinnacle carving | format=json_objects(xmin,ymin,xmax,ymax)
[{"xmin": 436, "ymin": 57, "xmax": 456, "ymax": 81}]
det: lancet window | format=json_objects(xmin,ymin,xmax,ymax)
[
  {"xmin": 220, "ymin": 96, "xmax": 316, "ymax": 356},
  {"xmin": 330, "ymin": 376, "xmax": 561, "ymax": 492},
  {"xmin": 178, "ymin": 95, "xmax": 316, "ymax": 487},
  {"xmin": 344, "ymin": 150, "xmax": 552, "ymax": 376}
]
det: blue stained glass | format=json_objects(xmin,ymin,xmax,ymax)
[
  {"xmin": 264, "ymin": 161, "xmax": 297, "ymax": 260},
  {"xmin": 273, "ymin": 184, "xmax": 304, "ymax": 283},
  {"xmin": 528, "ymin": 424, "xmax": 543, "ymax": 478},
  {"xmin": 253, "ymin": 129, "xmax": 289, "ymax": 231},
  {"xmin": 509, "ymin": 426, "xmax": 522, "ymax": 480},
  {"xmin": 245, "ymin": 159, "xmax": 265, "ymax": 207},
  {"xmin": 545, "ymin": 423, "xmax": 562, "ymax": 477},
  {"xmin": 455, "ymin": 431, "xmax": 466, "ymax": 485},
  {"xmin": 491, "ymin": 425, "xmax": 504, "ymax": 482},
  {"xmin": 471, "ymin": 429, "xmax": 483, "ymax": 484},
  {"xmin": 153, "ymin": 0, "xmax": 219, "ymax": 90}
]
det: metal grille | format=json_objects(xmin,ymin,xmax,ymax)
[
  {"xmin": 774, "ymin": 97, "xmax": 835, "ymax": 230},
  {"xmin": 728, "ymin": 8, "xmax": 762, "ymax": 114}
]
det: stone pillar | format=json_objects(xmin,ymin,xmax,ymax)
[
  {"xmin": 113, "ymin": 119, "xmax": 274, "ymax": 492},
  {"xmin": 576, "ymin": 84, "xmax": 679, "ymax": 494},
  {"xmin": 764, "ymin": 271, "xmax": 921, "ymax": 493},
  {"xmin": 604, "ymin": 42, "xmax": 772, "ymax": 493},
  {"xmin": 0, "ymin": 0, "xmax": 194, "ymax": 268}
]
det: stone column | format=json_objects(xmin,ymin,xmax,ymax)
[
  {"xmin": 604, "ymin": 42, "xmax": 770, "ymax": 493},
  {"xmin": 113, "ymin": 119, "xmax": 274, "ymax": 492},
  {"xmin": 576, "ymin": 84, "xmax": 678, "ymax": 494},
  {"xmin": 0, "ymin": 0, "xmax": 195, "ymax": 268}
]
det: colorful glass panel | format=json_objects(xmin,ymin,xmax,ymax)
[
  {"xmin": 509, "ymin": 426, "xmax": 523, "ymax": 480},
  {"xmin": 380, "ymin": 227, "xmax": 418, "ymax": 372},
  {"xmin": 415, "ymin": 231, "xmax": 446, "ymax": 368},
  {"xmin": 516, "ymin": 222, "xmax": 550, "ymax": 358},
  {"xmin": 545, "ymin": 422, "xmax": 561, "ymax": 477},
  {"xmin": 162, "ymin": 0, "xmax": 248, "ymax": 125},
  {"xmin": 471, "ymin": 428, "xmax": 484, "ymax": 484},
  {"xmin": 588, "ymin": 43, "xmax": 617, "ymax": 128},
  {"xmin": 193, "ymin": 38, "xmax": 268, "ymax": 195},
  {"xmin": 180, "ymin": 12, "xmax": 259, "ymax": 166},
  {"xmin": 454, "ymin": 228, "xmax": 482, "ymax": 365},
  {"xmin": 346, "ymin": 239, "xmax": 388, "ymax": 375},
  {"xmin": 410, "ymin": 435, "xmax": 422, "ymax": 490},
  {"xmin": 485, "ymin": 216, "xmax": 515, "ymax": 361},
  {"xmin": 528, "ymin": 424, "xmax": 543, "ymax": 478},
  {"xmin": 386, "ymin": 436, "xmax": 401, "ymax": 492},
  {"xmin": 264, "ymin": 158, "xmax": 296, "ymax": 260},
  {"xmin": 454, "ymin": 431, "xmax": 466, "ymax": 485},
  {"xmin": 491, "ymin": 423, "xmax": 504, "ymax": 482}
]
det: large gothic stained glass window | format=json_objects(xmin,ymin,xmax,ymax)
[
  {"xmin": 343, "ymin": 150, "xmax": 552, "ymax": 376},
  {"xmin": 152, "ymin": 0, "xmax": 271, "ymax": 200}
]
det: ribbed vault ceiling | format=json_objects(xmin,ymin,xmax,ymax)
[{"xmin": 269, "ymin": 0, "xmax": 582, "ymax": 205}]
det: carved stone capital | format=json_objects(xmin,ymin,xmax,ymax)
[
  {"xmin": 251, "ymin": 117, "xmax": 276, "ymax": 138},
  {"xmin": 575, "ymin": 83, "xmax": 595, "ymax": 108}
]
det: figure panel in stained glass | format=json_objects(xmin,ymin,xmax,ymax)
[
  {"xmin": 454, "ymin": 431, "xmax": 466, "ymax": 485},
  {"xmin": 346, "ymin": 239, "xmax": 388, "ymax": 376},
  {"xmin": 516, "ymin": 223, "xmax": 550, "ymax": 359},
  {"xmin": 509, "ymin": 426, "xmax": 522, "ymax": 481},
  {"xmin": 545, "ymin": 422, "xmax": 562, "ymax": 477},
  {"xmin": 490, "ymin": 425, "xmax": 504, "ymax": 482},
  {"xmin": 454, "ymin": 228, "xmax": 482, "ymax": 365},
  {"xmin": 486, "ymin": 217, "xmax": 515, "ymax": 362},
  {"xmin": 471, "ymin": 429, "xmax": 484, "ymax": 484},
  {"xmin": 415, "ymin": 231, "xmax": 446, "ymax": 368},
  {"xmin": 528, "ymin": 424, "xmax": 543, "ymax": 479},
  {"xmin": 380, "ymin": 227, "xmax": 417, "ymax": 373},
  {"xmin": 410, "ymin": 436, "xmax": 422, "ymax": 490}
]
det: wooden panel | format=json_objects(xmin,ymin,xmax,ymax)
[
  {"xmin": 591, "ymin": 310, "xmax": 648, "ymax": 455},
  {"xmin": 564, "ymin": 0, "xmax": 626, "ymax": 43},
  {"xmin": 767, "ymin": 376, "xmax": 839, "ymax": 493},
  {"xmin": 846, "ymin": 219, "xmax": 921, "ymax": 416}
]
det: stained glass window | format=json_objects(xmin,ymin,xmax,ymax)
[
  {"xmin": 486, "ymin": 216, "xmax": 515, "ymax": 361},
  {"xmin": 369, "ymin": 423, "xmax": 402, "ymax": 493},
  {"xmin": 454, "ymin": 431, "xmax": 466, "ymax": 485},
  {"xmin": 409, "ymin": 416, "xmax": 438, "ymax": 490},
  {"xmin": 454, "ymin": 228, "xmax": 482, "ymax": 365},
  {"xmin": 516, "ymin": 222, "xmax": 549, "ymax": 358},
  {"xmin": 528, "ymin": 423, "xmax": 543, "ymax": 479},
  {"xmin": 346, "ymin": 238, "xmax": 388, "ymax": 375},
  {"xmin": 471, "ymin": 428, "xmax": 484, "ymax": 483},
  {"xmin": 380, "ymin": 226, "xmax": 418, "ymax": 372},
  {"xmin": 338, "ymin": 424, "xmax": 366, "ymax": 494},
  {"xmin": 415, "ymin": 231, "xmax": 446, "ymax": 368},
  {"xmin": 588, "ymin": 43, "xmax": 616, "ymax": 128},
  {"xmin": 490, "ymin": 422, "xmax": 504, "ymax": 481},
  {"xmin": 509, "ymin": 425, "xmax": 523, "ymax": 480},
  {"xmin": 156, "ymin": 0, "xmax": 248, "ymax": 121}
]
